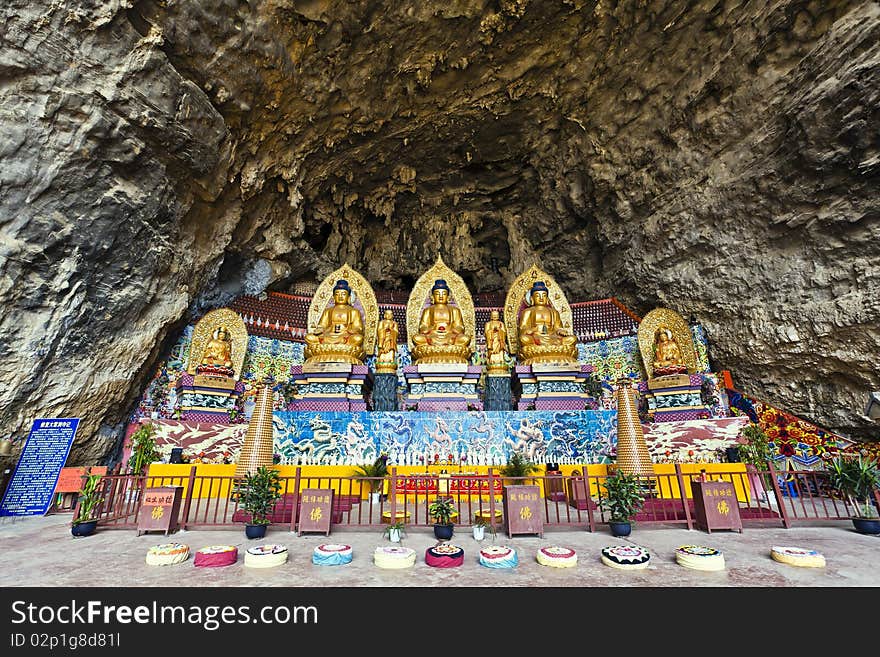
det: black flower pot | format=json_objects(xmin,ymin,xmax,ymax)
[
  {"xmin": 245, "ymin": 524, "xmax": 268, "ymax": 539},
  {"xmin": 433, "ymin": 524, "xmax": 454, "ymax": 540},
  {"xmin": 609, "ymin": 521, "xmax": 631, "ymax": 537},
  {"xmin": 71, "ymin": 521, "xmax": 97, "ymax": 537},
  {"xmin": 851, "ymin": 517, "xmax": 880, "ymax": 535}
]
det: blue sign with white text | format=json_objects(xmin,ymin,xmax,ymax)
[{"xmin": 0, "ymin": 418, "xmax": 80, "ymax": 516}]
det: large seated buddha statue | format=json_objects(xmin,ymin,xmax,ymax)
[
  {"xmin": 186, "ymin": 307, "xmax": 248, "ymax": 381},
  {"xmin": 637, "ymin": 307, "xmax": 696, "ymax": 380},
  {"xmin": 411, "ymin": 279, "xmax": 472, "ymax": 364},
  {"xmin": 406, "ymin": 256, "xmax": 475, "ymax": 366},
  {"xmin": 304, "ymin": 279, "xmax": 366, "ymax": 364},
  {"xmin": 651, "ymin": 326, "xmax": 688, "ymax": 376},
  {"xmin": 516, "ymin": 281, "xmax": 578, "ymax": 365}
]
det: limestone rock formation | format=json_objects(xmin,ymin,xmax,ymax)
[{"xmin": 1, "ymin": 0, "xmax": 877, "ymax": 462}]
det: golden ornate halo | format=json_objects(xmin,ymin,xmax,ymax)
[
  {"xmin": 405, "ymin": 254, "xmax": 475, "ymax": 352},
  {"xmin": 503, "ymin": 263, "xmax": 574, "ymax": 355},
  {"xmin": 187, "ymin": 308, "xmax": 248, "ymax": 380},
  {"xmin": 308, "ymin": 263, "xmax": 379, "ymax": 355},
  {"xmin": 637, "ymin": 307, "xmax": 696, "ymax": 378}
]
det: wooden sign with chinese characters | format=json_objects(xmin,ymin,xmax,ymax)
[
  {"xmin": 298, "ymin": 488, "xmax": 333, "ymax": 536},
  {"xmin": 691, "ymin": 480, "xmax": 742, "ymax": 533},
  {"xmin": 137, "ymin": 486, "xmax": 183, "ymax": 536},
  {"xmin": 503, "ymin": 485, "xmax": 544, "ymax": 538}
]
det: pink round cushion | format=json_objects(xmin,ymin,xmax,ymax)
[
  {"xmin": 425, "ymin": 544, "xmax": 464, "ymax": 568},
  {"xmin": 194, "ymin": 545, "xmax": 238, "ymax": 567}
]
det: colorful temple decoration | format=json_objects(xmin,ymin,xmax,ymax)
[
  {"xmin": 272, "ymin": 410, "xmax": 617, "ymax": 466},
  {"xmin": 644, "ymin": 417, "xmax": 749, "ymax": 463},
  {"xmin": 691, "ymin": 325, "xmax": 712, "ymax": 373},
  {"xmin": 727, "ymin": 389, "xmax": 853, "ymax": 468},
  {"xmin": 577, "ymin": 336, "xmax": 642, "ymax": 381}
]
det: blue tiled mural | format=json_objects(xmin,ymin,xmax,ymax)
[{"xmin": 273, "ymin": 410, "xmax": 617, "ymax": 466}]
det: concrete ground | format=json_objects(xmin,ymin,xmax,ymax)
[{"xmin": 2, "ymin": 513, "xmax": 879, "ymax": 587}]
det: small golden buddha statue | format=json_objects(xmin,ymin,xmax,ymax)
[
  {"xmin": 199, "ymin": 326, "xmax": 234, "ymax": 375},
  {"xmin": 411, "ymin": 279, "xmax": 472, "ymax": 364},
  {"xmin": 651, "ymin": 326, "xmax": 687, "ymax": 375},
  {"xmin": 375, "ymin": 309, "xmax": 399, "ymax": 374},
  {"xmin": 517, "ymin": 281, "xmax": 578, "ymax": 365},
  {"xmin": 484, "ymin": 310, "xmax": 509, "ymax": 373},
  {"xmin": 304, "ymin": 279, "xmax": 366, "ymax": 364}
]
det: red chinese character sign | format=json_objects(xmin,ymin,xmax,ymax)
[
  {"xmin": 298, "ymin": 488, "xmax": 333, "ymax": 536},
  {"xmin": 137, "ymin": 486, "xmax": 183, "ymax": 536},
  {"xmin": 503, "ymin": 485, "xmax": 544, "ymax": 538},
  {"xmin": 691, "ymin": 480, "xmax": 742, "ymax": 533}
]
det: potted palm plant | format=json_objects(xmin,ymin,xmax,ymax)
[
  {"xmin": 127, "ymin": 423, "xmax": 161, "ymax": 476},
  {"xmin": 471, "ymin": 515, "xmax": 497, "ymax": 542},
  {"xmin": 353, "ymin": 454, "xmax": 389, "ymax": 503},
  {"xmin": 737, "ymin": 423, "xmax": 775, "ymax": 502},
  {"xmin": 429, "ymin": 497, "xmax": 456, "ymax": 540},
  {"xmin": 238, "ymin": 466, "xmax": 282, "ymax": 539},
  {"xmin": 825, "ymin": 455, "xmax": 880, "ymax": 534},
  {"xmin": 598, "ymin": 469, "xmax": 645, "ymax": 537},
  {"xmin": 499, "ymin": 450, "xmax": 540, "ymax": 485},
  {"xmin": 71, "ymin": 471, "xmax": 105, "ymax": 537},
  {"xmin": 383, "ymin": 519, "xmax": 406, "ymax": 543}
]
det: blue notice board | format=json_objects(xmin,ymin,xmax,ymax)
[{"xmin": 0, "ymin": 418, "xmax": 79, "ymax": 517}]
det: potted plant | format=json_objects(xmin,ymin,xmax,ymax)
[
  {"xmin": 238, "ymin": 466, "xmax": 282, "ymax": 539},
  {"xmin": 499, "ymin": 450, "xmax": 540, "ymax": 485},
  {"xmin": 598, "ymin": 469, "xmax": 645, "ymax": 537},
  {"xmin": 429, "ymin": 497, "xmax": 456, "ymax": 540},
  {"xmin": 471, "ymin": 515, "xmax": 497, "ymax": 542},
  {"xmin": 127, "ymin": 423, "xmax": 161, "ymax": 476},
  {"xmin": 383, "ymin": 519, "xmax": 406, "ymax": 543},
  {"xmin": 825, "ymin": 455, "xmax": 880, "ymax": 534},
  {"xmin": 353, "ymin": 454, "xmax": 389, "ymax": 503},
  {"xmin": 71, "ymin": 471, "xmax": 105, "ymax": 537},
  {"xmin": 737, "ymin": 423, "xmax": 775, "ymax": 502}
]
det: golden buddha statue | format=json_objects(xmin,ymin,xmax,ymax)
[
  {"xmin": 484, "ymin": 310, "xmax": 509, "ymax": 373},
  {"xmin": 303, "ymin": 279, "xmax": 366, "ymax": 364},
  {"xmin": 651, "ymin": 326, "xmax": 687, "ymax": 375},
  {"xmin": 517, "ymin": 281, "xmax": 578, "ymax": 365},
  {"xmin": 199, "ymin": 326, "xmax": 234, "ymax": 375},
  {"xmin": 375, "ymin": 309, "xmax": 399, "ymax": 374},
  {"xmin": 410, "ymin": 279, "xmax": 472, "ymax": 364}
]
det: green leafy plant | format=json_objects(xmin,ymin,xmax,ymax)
[
  {"xmin": 238, "ymin": 466, "xmax": 282, "ymax": 525},
  {"xmin": 127, "ymin": 423, "xmax": 161, "ymax": 475},
  {"xmin": 429, "ymin": 497, "xmax": 456, "ymax": 526},
  {"xmin": 73, "ymin": 472, "xmax": 105, "ymax": 525},
  {"xmin": 737, "ymin": 423, "xmax": 774, "ymax": 470},
  {"xmin": 472, "ymin": 515, "xmax": 497, "ymax": 540},
  {"xmin": 825, "ymin": 455, "xmax": 880, "ymax": 519},
  {"xmin": 353, "ymin": 455, "xmax": 389, "ymax": 492},
  {"xmin": 382, "ymin": 520, "xmax": 407, "ymax": 542},
  {"xmin": 599, "ymin": 469, "xmax": 646, "ymax": 523},
  {"xmin": 499, "ymin": 451, "xmax": 540, "ymax": 481}
]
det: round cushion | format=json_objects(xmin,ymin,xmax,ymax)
[
  {"xmin": 194, "ymin": 545, "xmax": 238, "ymax": 568},
  {"xmin": 675, "ymin": 545, "xmax": 725, "ymax": 571},
  {"xmin": 536, "ymin": 546, "xmax": 578, "ymax": 568},
  {"xmin": 600, "ymin": 545, "xmax": 651, "ymax": 570},
  {"xmin": 146, "ymin": 543, "xmax": 190, "ymax": 566},
  {"xmin": 313, "ymin": 544, "xmax": 353, "ymax": 566},
  {"xmin": 244, "ymin": 544, "xmax": 288, "ymax": 568},
  {"xmin": 478, "ymin": 545, "xmax": 518, "ymax": 569},
  {"xmin": 425, "ymin": 543, "xmax": 465, "ymax": 568},
  {"xmin": 771, "ymin": 546, "xmax": 826, "ymax": 568},
  {"xmin": 374, "ymin": 546, "xmax": 416, "ymax": 569}
]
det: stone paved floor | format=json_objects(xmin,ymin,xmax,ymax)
[{"xmin": 2, "ymin": 513, "xmax": 879, "ymax": 587}]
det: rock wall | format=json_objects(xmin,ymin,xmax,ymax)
[{"xmin": 1, "ymin": 0, "xmax": 877, "ymax": 463}]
